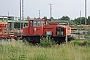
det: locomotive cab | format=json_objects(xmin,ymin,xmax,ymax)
[
  {"xmin": 22, "ymin": 19, "xmax": 49, "ymax": 43},
  {"xmin": 23, "ymin": 19, "xmax": 49, "ymax": 36}
]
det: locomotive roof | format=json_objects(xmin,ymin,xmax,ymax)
[
  {"xmin": 0, "ymin": 22, "xmax": 8, "ymax": 24},
  {"xmin": 57, "ymin": 25, "xmax": 71, "ymax": 28}
]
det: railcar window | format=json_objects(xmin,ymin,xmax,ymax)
[
  {"xmin": 33, "ymin": 21, "xmax": 37, "ymax": 26},
  {"xmin": 30, "ymin": 21, "xmax": 33, "ymax": 26},
  {"xmin": 37, "ymin": 21, "xmax": 41, "ymax": 26}
]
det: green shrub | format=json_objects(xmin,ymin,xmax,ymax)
[
  {"xmin": 39, "ymin": 37, "xmax": 55, "ymax": 47},
  {"xmin": 72, "ymin": 40, "xmax": 90, "ymax": 46},
  {"xmin": 73, "ymin": 41, "xmax": 81, "ymax": 46},
  {"xmin": 80, "ymin": 41, "xmax": 90, "ymax": 46}
]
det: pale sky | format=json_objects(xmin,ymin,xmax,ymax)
[{"xmin": 0, "ymin": 0, "xmax": 90, "ymax": 19}]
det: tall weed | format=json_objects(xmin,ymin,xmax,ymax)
[{"xmin": 39, "ymin": 37, "xmax": 55, "ymax": 47}]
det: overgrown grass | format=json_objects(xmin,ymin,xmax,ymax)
[{"xmin": 0, "ymin": 40, "xmax": 90, "ymax": 60}]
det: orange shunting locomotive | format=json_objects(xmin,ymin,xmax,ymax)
[{"xmin": 22, "ymin": 19, "xmax": 73, "ymax": 44}]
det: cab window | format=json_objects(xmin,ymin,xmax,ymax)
[
  {"xmin": 30, "ymin": 21, "xmax": 33, "ymax": 26},
  {"xmin": 33, "ymin": 20, "xmax": 41, "ymax": 26}
]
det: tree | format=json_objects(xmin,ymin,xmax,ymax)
[
  {"xmin": 88, "ymin": 16, "xmax": 90, "ymax": 19},
  {"xmin": 50, "ymin": 17, "xmax": 54, "ymax": 19},
  {"xmin": 43, "ymin": 16, "xmax": 47, "ymax": 20},
  {"xmin": 74, "ymin": 17, "xmax": 86, "ymax": 25},
  {"xmin": 27, "ymin": 16, "xmax": 30, "ymax": 20},
  {"xmin": 59, "ymin": 16, "xmax": 70, "ymax": 20},
  {"xmin": 87, "ymin": 16, "xmax": 90, "ymax": 24}
]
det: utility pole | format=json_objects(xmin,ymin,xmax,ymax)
[
  {"xmin": 65, "ymin": 28, "xmax": 68, "ymax": 43},
  {"xmin": 20, "ymin": 0, "xmax": 21, "ymax": 29},
  {"xmin": 38, "ymin": 10, "xmax": 41, "ymax": 18},
  {"xmin": 85, "ymin": 0, "xmax": 87, "ymax": 25},
  {"xmin": 8, "ymin": 12, "xmax": 9, "ymax": 17},
  {"xmin": 7, "ymin": 12, "xmax": 9, "ymax": 34},
  {"xmin": 22, "ymin": 0, "xmax": 24, "ymax": 28},
  {"xmin": 49, "ymin": 4, "xmax": 52, "ymax": 18},
  {"xmin": 85, "ymin": 0, "xmax": 87, "ymax": 35},
  {"xmin": 7, "ymin": 12, "xmax": 9, "ymax": 22},
  {"xmin": 80, "ymin": 11, "xmax": 81, "ymax": 24},
  {"xmin": 79, "ymin": 11, "xmax": 82, "ymax": 39}
]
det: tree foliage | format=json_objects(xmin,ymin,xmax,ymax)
[
  {"xmin": 74, "ymin": 16, "xmax": 90, "ymax": 25},
  {"xmin": 27, "ymin": 16, "xmax": 30, "ymax": 20},
  {"xmin": 87, "ymin": 16, "xmax": 90, "ymax": 24},
  {"xmin": 43, "ymin": 16, "xmax": 47, "ymax": 20},
  {"xmin": 74, "ymin": 17, "xmax": 86, "ymax": 24},
  {"xmin": 50, "ymin": 17, "xmax": 54, "ymax": 19},
  {"xmin": 59, "ymin": 16, "xmax": 70, "ymax": 20}
]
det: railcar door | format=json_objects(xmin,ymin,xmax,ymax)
[{"xmin": 56, "ymin": 27, "xmax": 64, "ymax": 36}]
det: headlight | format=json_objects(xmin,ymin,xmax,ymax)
[{"xmin": 46, "ymin": 31, "xmax": 52, "ymax": 36}]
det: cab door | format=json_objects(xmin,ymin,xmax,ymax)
[
  {"xmin": 29, "ymin": 21, "xmax": 33, "ymax": 35},
  {"xmin": 33, "ymin": 20, "xmax": 43, "ymax": 36}
]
